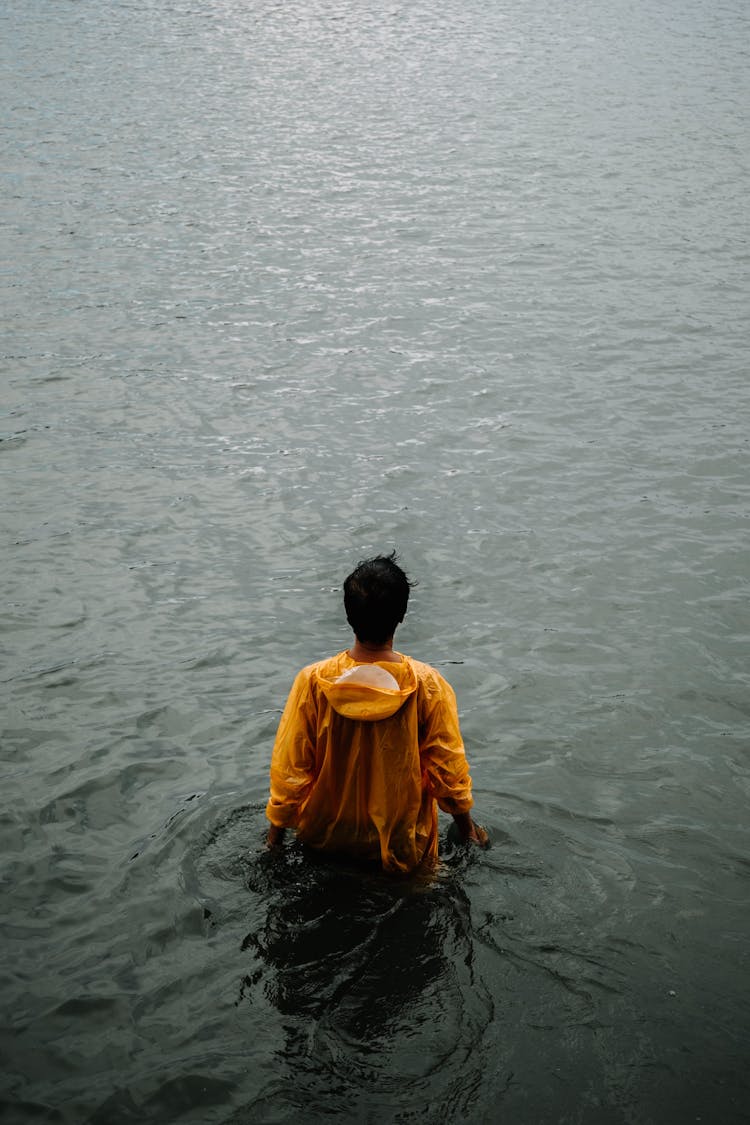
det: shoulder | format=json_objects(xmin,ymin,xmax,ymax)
[
  {"xmin": 403, "ymin": 656, "xmax": 456, "ymax": 700},
  {"xmin": 291, "ymin": 652, "xmax": 348, "ymax": 689},
  {"xmin": 307, "ymin": 651, "xmax": 350, "ymax": 678}
]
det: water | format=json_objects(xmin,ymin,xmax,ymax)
[{"xmin": 2, "ymin": 0, "xmax": 749, "ymax": 1121}]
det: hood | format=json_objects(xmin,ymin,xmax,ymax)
[{"xmin": 317, "ymin": 656, "xmax": 417, "ymax": 721}]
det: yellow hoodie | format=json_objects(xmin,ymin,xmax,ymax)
[{"xmin": 266, "ymin": 651, "xmax": 474, "ymax": 874}]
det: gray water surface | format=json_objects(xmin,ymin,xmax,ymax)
[{"xmin": 2, "ymin": 0, "xmax": 749, "ymax": 1122}]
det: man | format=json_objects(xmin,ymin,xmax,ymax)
[{"xmin": 266, "ymin": 553, "xmax": 487, "ymax": 874}]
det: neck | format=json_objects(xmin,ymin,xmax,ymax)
[{"xmin": 348, "ymin": 637, "xmax": 401, "ymax": 664}]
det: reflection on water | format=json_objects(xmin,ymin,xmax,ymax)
[{"xmin": 233, "ymin": 840, "xmax": 492, "ymax": 1121}]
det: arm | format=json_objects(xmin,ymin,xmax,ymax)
[
  {"xmin": 265, "ymin": 669, "xmax": 317, "ymax": 845},
  {"xmin": 420, "ymin": 673, "xmax": 487, "ymax": 847}
]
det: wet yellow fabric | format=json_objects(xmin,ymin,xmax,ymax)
[{"xmin": 266, "ymin": 651, "xmax": 474, "ymax": 874}]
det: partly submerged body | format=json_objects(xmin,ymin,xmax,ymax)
[{"xmin": 266, "ymin": 651, "xmax": 474, "ymax": 874}]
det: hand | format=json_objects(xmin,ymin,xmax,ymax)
[
  {"xmin": 467, "ymin": 821, "xmax": 489, "ymax": 847},
  {"xmin": 451, "ymin": 812, "xmax": 489, "ymax": 847},
  {"xmin": 266, "ymin": 824, "xmax": 286, "ymax": 848}
]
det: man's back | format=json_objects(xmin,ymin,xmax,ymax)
[{"xmin": 266, "ymin": 651, "xmax": 473, "ymax": 874}]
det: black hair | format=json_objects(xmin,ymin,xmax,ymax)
[{"xmin": 343, "ymin": 551, "xmax": 414, "ymax": 644}]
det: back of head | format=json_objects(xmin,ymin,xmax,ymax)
[{"xmin": 343, "ymin": 552, "xmax": 413, "ymax": 644}]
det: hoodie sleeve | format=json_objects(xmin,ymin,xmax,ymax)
[
  {"xmin": 419, "ymin": 672, "xmax": 474, "ymax": 816},
  {"xmin": 266, "ymin": 668, "xmax": 318, "ymax": 829}
]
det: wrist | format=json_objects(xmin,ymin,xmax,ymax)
[
  {"xmin": 267, "ymin": 824, "xmax": 286, "ymax": 846},
  {"xmin": 451, "ymin": 811, "xmax": 475, "ymax": 839}
]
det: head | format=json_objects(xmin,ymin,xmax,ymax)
[{"xmin": 343, "ymin": 552, "xmax": 414, "ymax": 645}]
